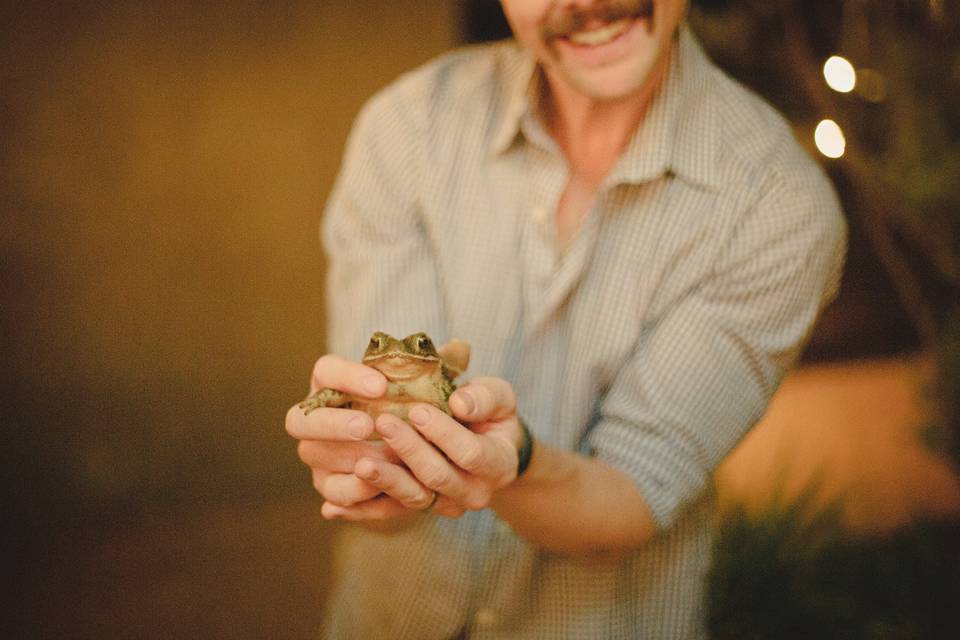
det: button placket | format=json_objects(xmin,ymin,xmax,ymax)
[{"xmin": 520, "ymin": 147, "xmax": 566, "ymax": 334}]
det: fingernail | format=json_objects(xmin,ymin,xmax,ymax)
[
  {"xmin": 348, "ymin": 415, "xmax": 369, "ymax": 439},
  {"xmin": 359, "ymin": 466, "xmax": 380, "ymax": 482},
  {"xmin": 362, "ymin": 375, "xmax": 384, "ymax": 396},
  {"xmin": 377, "ymin": 416, "xmax": 398, "ymax": 438},
  {"xmin": 458, "ymin": 392, "xmax": 476, "ymax": 416},
  {"xmin": 409, "ymin": 406, "xmax": 429, "ymax": 425},
  {"xmin": 323, "ymin": 505, "xmax": 345, "ymax": 519}
]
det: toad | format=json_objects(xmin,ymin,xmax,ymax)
[{"xmin": 299, "ymin": 331, "xmax": 470, "ymax": 422}]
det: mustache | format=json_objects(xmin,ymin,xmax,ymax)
[{"xmin": 542, "ymin": 0, "xmax": 655, "ymax": 40}]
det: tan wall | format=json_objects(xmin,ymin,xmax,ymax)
[
  {"xmin": 2, "ymin": 1, "xmax": 459, "ymax": 519},
  {"xmin": 717, "ymin": 357, "xmax": 960, "ymax": 533}
]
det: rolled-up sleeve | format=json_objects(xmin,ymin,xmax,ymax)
[{"xmin": 587, "ymin": 173, "xmax": 847, "ymax": 531}]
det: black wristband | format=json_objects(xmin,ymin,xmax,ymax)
[{"xmin": 516, "ymin": 417, "xmax": 534, "ymax": 477}]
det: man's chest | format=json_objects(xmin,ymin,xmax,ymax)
[
  {"xmin": 554, "ymin": 174, "xmax": 599, "ymax": 253},
  {"xmin": 420, "ymin": 160, "xmax": 731, "ymax": 379}
]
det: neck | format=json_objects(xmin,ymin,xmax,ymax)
[{"xmin": 542, "ymin": 53, "xmax": 671, "ymax": 186}]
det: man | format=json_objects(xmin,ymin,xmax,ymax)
[{"xmin": 285, "ymin": 0, "xmax": 846, "ymax": 637}]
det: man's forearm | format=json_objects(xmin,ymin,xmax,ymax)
[{"xmin": 490, "ymin": 442, "xmax": 658, "ymax": 559}]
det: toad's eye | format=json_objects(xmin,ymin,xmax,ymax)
[
  {"xmin": 369, "ymin": 335, "xmax": 383, "ymax": 351},
  {"xmin": 417, "ymin": 336, "xmax": 433, "ymax": 351}
]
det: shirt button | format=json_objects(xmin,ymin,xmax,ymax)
[
  {"xmin": 474, "ymin": 608, "xmax": 497, "ymax": 628},
  {"xmin": 531, "ymin": 205, "xmax": 548, "ymax": 225}
]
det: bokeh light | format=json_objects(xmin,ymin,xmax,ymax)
[
  {"xmin": 815, "ymin": 119, "xmax": 846, "ymax": 158},
  {"xmin": 823, "ymin": 55, "xmax": 857, "ymax": 93}
]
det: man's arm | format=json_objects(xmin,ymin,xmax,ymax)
[{"xmin": 490, "ymin": 442, "xmax": 657, "ymax": 558}]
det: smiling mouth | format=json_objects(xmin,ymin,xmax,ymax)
[
  {"xmin": 567, "ymin": 17, "xmax": 634, "ymax": 46},
  {"xmin": 545, "ymin": 0, "xmax": 655, "ymax": 46}
]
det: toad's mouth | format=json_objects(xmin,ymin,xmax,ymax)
[
  {"xmin": 366, "ymin": 355, "xmax": 437, "ymax": 380},
  {"xmin": 544, "ymin": 0, "xmax": 655, "ymax": 46}
]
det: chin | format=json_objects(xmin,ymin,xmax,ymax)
[
  {"xmin": 562, "ymin": 59, "xmax": 660, "ymax": 102},
  {"xmin": 570, "ymin": 75, "xmax": 648, "ymax": 102}
]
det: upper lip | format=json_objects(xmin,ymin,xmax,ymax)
[{"xmin": 546, "ymin": 0, "xmax": 654, "ymax": 40}]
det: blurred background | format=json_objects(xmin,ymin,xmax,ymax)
[{"xmin": 3, "ymin": 1, "xmax": 958, "ymax": 638}]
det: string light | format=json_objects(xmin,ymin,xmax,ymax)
[
  {"xmin": 823, "ymin": 55, "xmax": 856, "ymax": 93},
  {"xmin": 814, "ymin": 119, "xmax": 846, "ymax": 158}
]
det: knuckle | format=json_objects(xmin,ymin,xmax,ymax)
[
  {"xmin": 392, "ymin": 440, "xmax": 419, "ymax": 460},
  {"xmin": 346, "ymin": 413, "xmax": 373, "ymax": 439},
  {"xmin": 297, "ymin": 441, "xmax": 314, "ymax": 465},
  {"xmin": 457, "ymin": 442, "xmax": 484, "ymax": 473},
  {"xmin": 353, "ymin": 457, "xmax": 377, "ymax": 479},
  {"xmin": 311, "ymin": 471, "xmax": 326, "ymax": 495},
  {"xmin": 328, "ymin": 480, "xmax": 353, "ymax": 506},
  {"xmin": 421, "ymin": 464, "xmax": 453, "ymax": 491},
  {"xmin": 406, "ymin": 490, "xmax": 433, "ymax": 510}
]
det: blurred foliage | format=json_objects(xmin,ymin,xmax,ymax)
[
  {"xmin": 710, "ymin": 498, "xmax": 960, "ymax": 639},
  {"xmin": 931, "ymin": 307, "xmax": 960, "ymax": 465}
]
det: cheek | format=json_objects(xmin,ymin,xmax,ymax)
[{"xmin": 501, "ymin": 2, "xmax": 547, "ymax": 47}]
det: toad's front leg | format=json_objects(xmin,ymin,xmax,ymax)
[{"xmin": 299, "ymin": 388, "xmax": 349, "ymax": 415}]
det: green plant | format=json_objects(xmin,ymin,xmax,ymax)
[{"xmin": 710, "ymin": 499, "xmax": 960, "ymax": 639}]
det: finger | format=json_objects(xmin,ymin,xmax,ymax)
[
  {"xmin": 354, "ymin": 458, "xmax": 437, "ymax": 511},
  {"xmin": 314, "ymin": 470, "xmax": 381, "ymax": 507},
  {"xmin": 431, "ymin": 495, "xmax": 466, "ymax": 519},
  {"xmin": 286, "ymin": 404, "xmax": 374, "ymax": 441},
  {"xmin": 449, "ymin": 377, "xmax": 516, "ymax": 423},
  {"xmin": 437, "ymin": 339, "xmax": 470, "ymax": 377},
  {"xmin": 309, "ymin": 353, "xmax": 386, "ymax": 397},
  {"xmin": 407, "ymin": 404, "xmax": 493, "ymax": 475},
  {"xmin": 322, "ymin": 494, "xmax": 411, "ymax": 521},
  {"xmin": 297, "ymin": 439, "xmax": 397, "ymax": 473},
  {"xmin": 374, "ymin": 413, "xmax": 471, "ymax": 501}
]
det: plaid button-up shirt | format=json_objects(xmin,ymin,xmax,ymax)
[{"xmin": 318, "ymin": 28, "xmax": 846, "ymax": 640}]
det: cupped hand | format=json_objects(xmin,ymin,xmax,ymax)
[
  {"xmin": 285, "ymin": 354, "xmax": 396, "ymax": 511},
  {"xmin": 330, "ymin": 376, "xmax": 523, "ymax": 520}
]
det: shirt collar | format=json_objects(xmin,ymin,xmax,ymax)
[
  {"xmin": 488, "ymin": 44, "xmax": 538, "ymax": 156},
  {"xmin": 489, "ymin": 27, "xmax": 723, "ymax": 190}
]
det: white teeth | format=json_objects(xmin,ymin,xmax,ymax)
[{"xmin": 567, "ymin": 18, "xmax": 632, "ymax": 46}]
